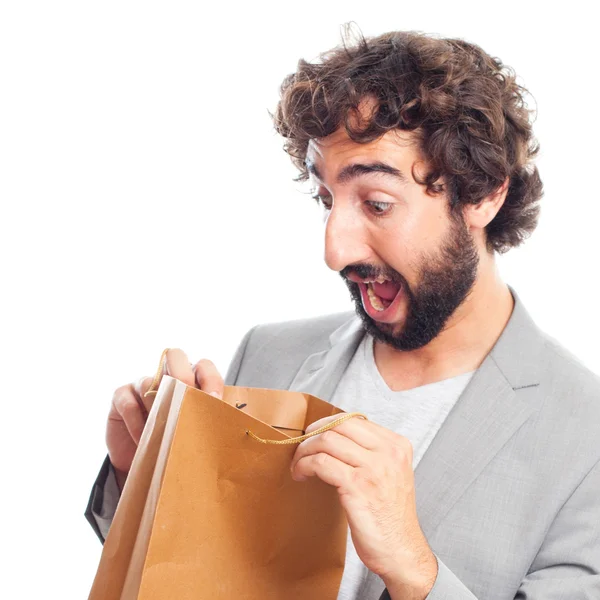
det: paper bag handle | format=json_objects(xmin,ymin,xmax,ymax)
[
  {"xmin": 143, "ymin": 348, "xmax": 171, "ymax": 398},
  {"xmin": 143, "ymin": 348, "xmax": 368, "ymax": 445},
  {"xmin": 246, "ymin": 412, "xmax": 368, "ymax": 445}
]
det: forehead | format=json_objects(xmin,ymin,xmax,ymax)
[{"xmin": 306, "ymin": 127, "xmax": 423, "ymax": 181}]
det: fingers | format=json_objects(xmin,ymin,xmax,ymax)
[
  {"xmin": 193, "ymin": 358, "xmax": 224, "ymax": 398},
  {"xmin": 133, "ymin": 376, "xmax": 156, "ymax": 414},
  {"xmin": 292, "ymin": 452, "xmax": 353, "ymax": 486},
  {"xmin": 143, "ymin": 349, "xmax": 224, "ymax": 398},
  {"xmin": 164, "ymin": 348, "xmax": 196, "ymax": 388},
  {"xmin": 291, "ymin": 429, "xmax": 370, "ymax": 474},
  {"xmin": 120, "ymin": 392, "xmax": 147, "ymax": 444},
  {"xmin": 111, "ymin": 383, "xmax": 149, "ymax": 445},
  {"xmin": 137, "ymin": 348, "xmax": 197, "ymax": 409},
  {"xmin": 106, "ymin": 348, "xmax": 223, "ymax": 475},
  {"xmin": 305, "ymin": 414, "xmax": 390, "ymax": 451}
]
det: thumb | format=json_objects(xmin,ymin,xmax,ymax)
[{"xmin": 164, "ymin": 348, "xmax": 196, "ymax": 388}]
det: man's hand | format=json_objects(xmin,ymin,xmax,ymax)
[
  {"xmin": 290, "ymin": 415, "xmax": 438, "ymax": 599},
  {"xmin": 106, "ymin": 348, "xmax": 224, "ymax": 491}
]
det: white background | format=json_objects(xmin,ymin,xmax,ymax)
[{"xmin": 1, "ymin": 1, "xmax": 598, "ymax": 598}]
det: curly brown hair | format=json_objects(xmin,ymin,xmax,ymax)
[{"xmin": 271, "ymin": 26, "xmax": 543, "ymax": 254}]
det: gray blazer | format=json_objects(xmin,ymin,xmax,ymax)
[{"xmin": 85, "ymin": 288, "xmax": 600, "ymax": 599}]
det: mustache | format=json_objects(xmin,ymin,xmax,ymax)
[{"xmin": 340, "ymin": 265, "xmax": 407, "ymax": 288}]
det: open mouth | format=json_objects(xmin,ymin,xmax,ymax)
[
  {"xmin": 357, "ymin": 279, "xmax": 403, "ymax": 320},
  {"xmin": 366, "ymin": 281, "xmax": 395, "ymax": 309}
]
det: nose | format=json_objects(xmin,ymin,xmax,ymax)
[{"xmin": 324, "ymin": 203, "xmax": 369, "ymax": 272}]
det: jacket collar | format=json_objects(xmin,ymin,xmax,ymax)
[{"xmin": 290, "ymin": 286, "xmax": 543, "ymax": 394}]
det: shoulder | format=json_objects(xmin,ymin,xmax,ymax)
[
  {"xmin": 538, "ymin": 329, "xmax": 600, "ymax": 400},
  {"xmin": 531, "ymin": 329, "xmax": 600, "ymax": 463},
  {"xmin": 250, "ymin": 310, "xmax": 356, "ymax": 349},
  {"xmin": 229, "ymin": 310, "xmax": 356, "ymax": 389}
]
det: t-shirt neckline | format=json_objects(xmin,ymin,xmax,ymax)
[{"xmin": 363, "ymin": 332, "xmax": 476, "ymax": 398}]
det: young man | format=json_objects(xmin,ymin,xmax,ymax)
[{"xmin": 86, "ymin": 30, "xmax": 600, "ymax": 599}]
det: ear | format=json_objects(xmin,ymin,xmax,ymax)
[{"xmin": 464, "ymin": 177, "xmax": 510, "ymax": 229}]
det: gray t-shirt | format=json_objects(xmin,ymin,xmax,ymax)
[{"xmin": 330, "ymin": 333, "xmax": 475, "ymax": 600}]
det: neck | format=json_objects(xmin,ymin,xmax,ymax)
[{"xmin": 374, "ymin": 254, "xmax": 514, "ymax": 391}]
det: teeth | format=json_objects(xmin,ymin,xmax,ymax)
[
  {"xmin": 366, "ymin": 283, "xmax": 386, "ymax": 311},
  {"xmin": 363, "ymin": 275, "xmax": 390, "ymax": 284}
]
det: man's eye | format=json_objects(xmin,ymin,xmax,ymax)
[
  {"xmin": 311, "ymin": 194, "xmax": 332, "ymax": 209},
  {"xmin": 311, "ymin": 195, "xmax": 392, "ymax": 217},
  {"xmin": 366, "ymin": 200, "xmax": 392, "ymax": 216}
]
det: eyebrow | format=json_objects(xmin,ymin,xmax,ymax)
[{"xmin": 305, "ymin": 159, "xmax": 408, "ymax": 185}]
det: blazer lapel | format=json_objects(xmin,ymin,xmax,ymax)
[
  {"xmin": 414, "ymin": 288, "xmax": 544, "ymax": 538},
  {"xmin": 413, "ymin": 355, "xmax": 536, "ymax": 538},
  {"xmin": 287, "ymin": 314, "xmax": 365, "ymax": 401}
]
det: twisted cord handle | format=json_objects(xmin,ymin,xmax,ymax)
[
  {"xmin": 143, "ymin": 348, "xmax": 170, "ymax": 398},
  {"xmin": 246, "ymin": 412, "xmax": 368, "ymax": 445}
]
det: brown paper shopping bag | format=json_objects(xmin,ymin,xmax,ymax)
[{"xmin": 88, "ymin": 351, "xmax": 365, "ymax": 600}]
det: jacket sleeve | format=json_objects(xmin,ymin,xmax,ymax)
[
  {"xmin": 514, "ymin": 457, "xmax": 600, "ymax": 599},
  {"xmin": 84, "ymin": 454, "xmax": 121, "ymax": 544},
  {"xmin": 380, "ymin": 458, "xmax": 600, "ymax": 600},
  {"xmin": 378, "ymin": 554, "xmax": 477, "ymax": 600},
  {"xmin": 84, "ymin": 325, "xmax": 258, "ymax": 544}
]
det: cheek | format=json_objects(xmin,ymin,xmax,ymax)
[
  {"xmin": 371, "ymin": 209, "xmax": 448, "ymax": 277},
  {"xmin": 400, "ymin": 204, "xmax": 449, "ymax": 252},
  {"xmin": 371, "ymin": 211, "xmax": 428, "ymax": 252}
]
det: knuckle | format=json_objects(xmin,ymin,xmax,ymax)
[
  {"xmin": 357, "ymin": 469, "xmax": 377, "ymax": 490},
  {"xmin": 401, "ymin": 436, "xmax": 413, "ymax": 457},
  {"xmin": 389, "ymin": 442, "xmax": 402, "ymax": 459},
  {"xmin": 113, "ymin": 389, "xmax": 131, "ymax": 408},
  {"xmin": 133, "ymin": 376, "xmax": 151, "ymax": 397},
  {"xmin": 350, "ymin": 468, "xmax": 369, "ymax": 487},
  {"xmin": 195, "ymin": 358, "xmax": 217, "ymax": 371},
  {"xmin": 121, "ymin": 399, "xmax": 140, "ymax": 420},
  {"xmin": 304, "ymin": 422, "xmax": 318, "ymax": 435},
  {"xmin": 194, "ymin": 359, "xmax": 224, "ymax": 389},
  {"xmin": 391, "ymin": 437, "xmax": 413, "ymax": 464},
  {"xmin": 315, "ymin": 452, "xmax": 329, "ymax": 468},
  {"xmin": 306, "ymin": 417, "xmax": 332, "ymax": 435},
  {"xmin": 197, "ymin": 357, "xmax": 215, "ymax": 366},
  {"xmin": 112, "ymin": 384, "xmax": 129, "ymax": 400},
  {"xmin": 320, "ymin": 430, "xmax": 335, "ymax": 445}
]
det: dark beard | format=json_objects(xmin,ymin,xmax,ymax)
[{"xmin": 341, "ymin": 214, "xmax": 479, "ymax": 351}]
